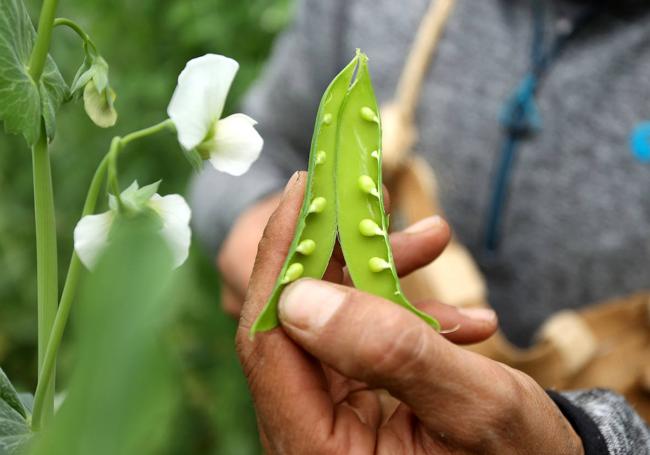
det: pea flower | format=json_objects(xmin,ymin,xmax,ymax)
[
  {"xmin": 74, "ymin": 181, "xmax": 191, "ymax": 269},
  {"xmin": 167, "ymin": 54, "xmax": 263, "ymax": 176}
]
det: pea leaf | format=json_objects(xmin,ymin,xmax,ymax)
[
  {"xmin": 0, "ymin": 369, "xmax": 26, "ymax": 420},
  {"xmin": 0, "ymin": 368, "xmax": 31, "ymax": 455},
  {"xmin": 0, "ymin": 0, "xmax": 67, "ymax": 146},
  {"xmin": 29, "ymin": 216, "xmax": 179, "ymax": 455}
]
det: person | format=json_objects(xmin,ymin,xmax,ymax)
[{"xmin": 190, "ymin": 0, "xmax": 650, "ymax": 452}]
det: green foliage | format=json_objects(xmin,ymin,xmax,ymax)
[
  {"xmin": 0, "ymin": 0, "xmax": 67, "ymax": 145},
  {"xmin": 0, "ymin": 0, "xmax": 294, "ymax": 453},
  {"xmin": 29, "ymin": 217, "xmax": 177, "ymax": 455},
  {"xmin": 0, "ymin": 368, "xmax": 29, "ymax": 455}
]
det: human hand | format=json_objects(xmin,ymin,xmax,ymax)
[
  {"xmin": 217, "ymin": 168, "xmax": 443, "ymax": 318},
  {"xmin": 236, "ymin": 172, "xmax": 584, "ymax": 455},
  {"xmin": 218, "ymin": 191, "xmax": 283, "ymax": 316}
]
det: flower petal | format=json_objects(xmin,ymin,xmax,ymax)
[
  {"xmin": 167, "ymin": 54, "xmax": 239, "ymax": 150},
  {"xmin": 73, "ymin": 211, "xmax": 114, "ymax": 270},
  {"xmin": 208, "ymin": 113, "xmax": 264, "ymax": 176},
  {"xmin": 148, "ymin": 194, "xmax": 192, "ymax": 268}
]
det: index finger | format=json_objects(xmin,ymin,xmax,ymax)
[{"xmin": 235, "ymin": 172, "xmax": 337, "ymax": 450}]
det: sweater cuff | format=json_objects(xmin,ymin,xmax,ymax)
[{"xmin": 547, "ymin": 390, "xmax": 608, "ymax": 454}]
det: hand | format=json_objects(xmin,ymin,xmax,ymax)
[
  {"xmin": 236, "ymin": 172, "xmax": 584, "ymax": 455},
  {"xmin": 218, "ymin": 191, "xmax": 283, "ymax": 316}
]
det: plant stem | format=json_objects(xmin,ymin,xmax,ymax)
[
  {"xmin": 28, "ymin": 0, "xmax": 60, "ymax": 81},
  {"xmin": 28, "ymin": 0, "xmax": 61, "ymax": 431},
  {"xmin": 31, "ymin": 155, "xmax": 109, "ymax": 431},
  {"xmin": 31, "ymin": 131, "xmax": 58, "ymax": 429},
  {"xmin": 109, "ymin": 119, "xmax": 175, "ymax": 209},
  {"xmin": 31, "ymin": 118, "xmax": 175, "ymax": 429},
  {"xmin": 53, "ymin": 17, "xmax": 89, "ymax": 42},
  {"xmin": 121, "ymin": 119, "xmax": 175, "ymax": 145}
]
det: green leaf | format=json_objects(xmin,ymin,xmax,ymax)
[
  {"xmin": 0, "ymin": 369, "xmax": 26, "ymax": 420},
  {"xmin": 28, "ymin": 216, "xmax": 179, "ymax": 455},
  {"xmin": 0, "ymin": 0, "xmax": 67, "ymax": 145},
  {"xmin": 0, "ymin": 368, "xmax": 30, "ymax": 455}
]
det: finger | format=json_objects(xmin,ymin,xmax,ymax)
[
  {"xmin": 221, "ymin": 282, "xmax": 244, "ymax": 318},
  {"xmin": 239, "ymin": 171, "xmax": 306, "ymax": 331},
  {"xmin": 390, "ymin": 215, "xmax": 451, "ymax": 277},
  {"xmin": 236, "ymin": 173, "xmax": 361, "ymax": 452},
  {"xmin": 415, "ymin": 300, "xmax": 497, "ymax": 344},
  {"xmin": 277, "ymin": 279, "xmax": 508, "ymax": 437},
  {"xmin": 218, "ymin": 192, "xmax": 284, "ymax": 298}
]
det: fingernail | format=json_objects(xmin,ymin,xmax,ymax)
[
  {"xmin": 282, "ymin": 172, "xmax": 301, "ymax": 196},
  {"xmin": 457, "ymin": 307, "xmax": 497, "ymax": 323},
  {"xmin": 403, "ymin": 215, "xmax": 443, "ymax": 234},
  {"xmin": 279, "ymin": 279, "xmax": 345, "ymax": 331}
]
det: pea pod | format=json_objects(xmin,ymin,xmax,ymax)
[
  {"xmin": 250, "ymin": 54, "xmax": 359, "ymax": 333},
  {"xmin": 251, "ymin": 51, "xmax": 440, "ymax": 336},
  {"xmin": 335, "ymin": 54, "xmax": 440, "ymax": 330}
]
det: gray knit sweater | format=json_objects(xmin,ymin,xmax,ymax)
[{"xmin": 190, "ymin": 0, "xmax": 650, "ymax": 451}]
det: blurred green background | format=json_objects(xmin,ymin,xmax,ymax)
[{"xmin": 0, "ymin": 0, "xmax": 294, "ymax": 453}]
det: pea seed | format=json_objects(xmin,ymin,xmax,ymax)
[
  {"xmin": 360, "ymin": 106, "xmax": 379, "ymax": 123},
  {"xmin": 359, "ymin": 219, "xmax": 384, "ymax": 237},
  {"xmin": 368, "ymin": 257, "xmax": 391, "ymax": 272},
  {"xmin": 308, "ymin": 197, "xmax": 327, "ymax": 214},
  {"xmin": 281, "ymin": 263, "xmax": 304, "ymax": 284},
  {"xmin": 296, "ymin": 239, "xmax": 316, "ymax": 255},
  {"xmin": 358, "ymin": 175, "xmax": 380, "ymax": 198}
]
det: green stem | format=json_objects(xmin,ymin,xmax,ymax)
[
  {"xmin": 121, "ymin": 119, "xmax": 175, "ymax": 145},
  {"xmin": 52, "ymin": 18, "xmax": 98, "ymax": 53},
  {"xmin": 53, "ymin": 17, "xmax": 89, "ymax": 42},
  {"xmin": 31, "ymin": 155, "xmax": 108, "ymax": 431},
  {"xmin": 31, "ymin": 131, "xmax": 58, "ymax": 429},
  {"xmin": 109, "ymin": 119, "xmax": 175, "ymax": 210},
  {"xmin": 108, "ymin": 137, "xmax": 124, "ymax": 208},
  {"xmin": 28, "ymin": 0, "xmax": 60, "ymax": 81},
  {"xmin": 27, "ymin": 0, "xmax": 61, "ymax": 431},
  {"xmin": 31, "ymin": 118, "xmax": 175, "ymax": 429}
]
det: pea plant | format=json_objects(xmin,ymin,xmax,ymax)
[
  {"xmin": 0, "ymin": 0, "xmax": 262, "ymax": 452},
  {"xmin": 251, "ymin": 51, "xmax": 440, "ymax": 335}
]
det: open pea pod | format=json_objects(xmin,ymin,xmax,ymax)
[
  {"xmin": 250, "ymin": 54, "xmax": 359, "ymax": 333},
  {"xmin": 335, "ymin": 54, "xmax": 440, "ymax": 330},
  {"xmin": 251, "ymin": 51, "xmax": 440, "ymax": 336}
]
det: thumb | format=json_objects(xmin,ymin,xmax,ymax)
[{"xmin": 278, "ymin": 279, "xmax": 504, "ymax": 432}]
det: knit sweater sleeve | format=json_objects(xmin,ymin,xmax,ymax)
[{"xmin": 549, "ymin": 389, "xmax": 650, "ymax": 454}]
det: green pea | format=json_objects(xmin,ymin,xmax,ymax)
[
  {"xmin": 250, "ymin": 53, "xmax": 360, "ymax": 335},
  {"xmin": 335, "ymin": 54, "xmax": 440, "ymax": 330}
]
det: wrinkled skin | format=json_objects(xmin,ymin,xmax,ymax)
[{"xmin": 227, "ymin": 172, "xmax": 584, "ymax": 455}]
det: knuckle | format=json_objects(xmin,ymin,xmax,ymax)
[
  {"xmin": 358, "ymin": 317, "xmax": 431, "ymax": 381},
  {"xmin": 467, "ymin": 363, "xmax": 536, "ymax": 452}
]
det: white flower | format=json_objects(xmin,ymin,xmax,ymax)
[
  {"xmin": 74, "ymin": 182, "xmax": 191, "ymax": 269},
  {"xmin": 167, "ymin": 54, "xmax": 263, "ymax": 176}
]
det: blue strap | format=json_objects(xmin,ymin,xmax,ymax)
[{"xmin": 483, "ymin": 1, "xmax": 597, "ymax": 252}]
